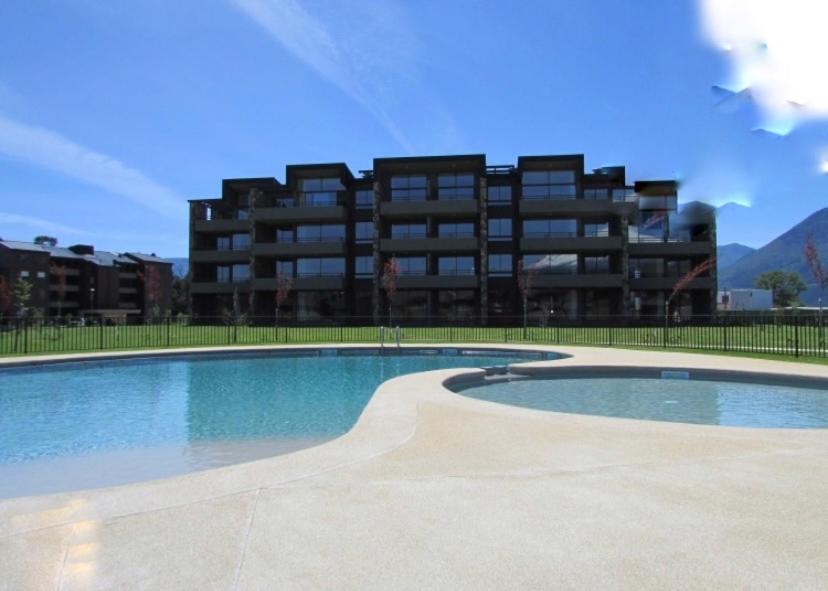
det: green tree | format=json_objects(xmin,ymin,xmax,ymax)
[
  {"xmin": 33, "ymin": 235, "xmax": 58, "ymax": 247},
  {"xmin": 171, "ymin": 274, "xmax": 190, "ymax": 316},
  {"xmin": 755, "ymin": 270, "xmax": 806, "ymax": 307},
  {"xmin": 11, "ymin": 278, "xmax": 33, "ymax": 316}
]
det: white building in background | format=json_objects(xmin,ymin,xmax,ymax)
[{"xmin": 718, "ymin": 289, "xmax": 773, "ymax": 311}]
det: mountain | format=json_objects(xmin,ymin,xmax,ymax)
[
  {"xmin": 165, "ymin": 257, "xmax": 189, "ymax": 278},
  {"xmin": 719, "ymin": 208, "xmax": 828, "ymax": 304},
  {"xmin": 717, "ymin": 243, "xmax": 755, "ymax": 270}
]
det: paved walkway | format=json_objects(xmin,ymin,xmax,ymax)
[{"xmin": 1, "ymin": 346, "xmax": 827, "ymax": 590}]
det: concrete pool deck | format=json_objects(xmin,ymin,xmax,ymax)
[{"xmin": 1, "ymin": 345, "xmax": 827, "ymax": 590}]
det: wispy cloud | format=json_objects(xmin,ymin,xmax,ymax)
[
  {"xmin": 0, "ymin": 212, "xmax": 85, "ymax": 236},
  {"xmin": 229, "ymin": 0, "xmax": 442, "ymax": 153},
  {"xmin": 0, "ymin": 114, "xmax": 186, "ymax": 220}
]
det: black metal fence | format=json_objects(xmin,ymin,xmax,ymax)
[{"xmin": 0, "ymin": 314, "xmax": 825, "ymax": 358}]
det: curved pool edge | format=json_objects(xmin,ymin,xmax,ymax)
[{"xmin": 2, "ymin": 345, "xmax": 827, "ymax": 539}]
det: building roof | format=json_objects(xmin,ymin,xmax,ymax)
[
  {"xmin": 0, "ymin": 240, "xmax": 51, "ymax": 254},
  {"xmin": 0, "ymin": 240, "xmax": 169, "ymax": 266},
  {"xmin": 124, "ymin": 252, "xmax": 172, "ymax": 265}
]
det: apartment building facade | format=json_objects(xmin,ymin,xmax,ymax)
[
  {"xmin": 189, "ymin": 154, "xmax": 716, "ymax": 323},
  {"xmin": 0, "ymin": 241, "xmax": 173, "ymax": 320}
]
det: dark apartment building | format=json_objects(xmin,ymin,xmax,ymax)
[
  {"xmin": 189, "ymin": 154, "xmax": 716, "ymax": 323},
  {"xmin": 0, "ymin": 241, "xmax": 173, "ymax": 320}
]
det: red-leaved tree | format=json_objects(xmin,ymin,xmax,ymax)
[
  {"xmin": 138, "ymin": 265, "xmax": 163, "ymax": 322},
  {"xmin": 381, "ymin": 257, "xmax": 399, "ymax": 324},
  {"xmin": 667, "ymin": 256, "xmax": 716, "ymax": 319},
  {"xmin": 804, "ymin": 234, "xmax": 826, "ymax": 312}
]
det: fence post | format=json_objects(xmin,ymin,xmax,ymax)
[
  {"xmin": 23, "ymin": 318, "xmax": 29, "ymax": 355},
  {"xmin": 166, "ymin": 317, "xmax": 171, "ymax": 347}
]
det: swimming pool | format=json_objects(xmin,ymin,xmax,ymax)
[
  {"xmin": 453, "ymin": 371, "xmax": 828, "ymax": 429},
  {"xmin": 0, "ymin": 348, "xmax": 553, "ymax": 497}
]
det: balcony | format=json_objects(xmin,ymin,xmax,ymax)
[
  {"xmin": 254, "ymin": 205, "xmax": 346, "ymax": 224},
  {"xmin": 190, "ymin": 249, "xmax": 251, "ymax": 263},
  {"xmin": 629, "ymin": 276, "xmax": 714, "ymax": 290},
  {"xmin": 49, "ymin": 284, "xmax": 80, "ymax": 292},
  {"xmin": 190, "ymin": 281, "xmax": 246, "ymax": 294},
  {"xmin": 253, "ymin": 276, "xmax": 345, "ymax": 290},
  {"xmin": 118, "ymin": 286, "xmax": 138, "ymax": 294},
  {"xmin": 628, "ymin": 240, "xmax": 713, "ymax": 256},
  {"xmin": 252, "ymin": 241, "xmax": 346, "ymax": 257},
  {"xmin": 380, "ymin": 237, "xmax": 479, "ymax": 254},
  {"xmin": 532, "ymin": 274, "xmax": 624, "ymax": 289},
  {"xmin": 193, "ymin": 219, "xmax": 250, "ymax": 233},
  {"xmin": 519, "ymin": 236, "xmax": 622, "ymax": 252},
  {"xmin": 380, "ymin": 199, "xmax": 478, "ymax": 218},
  {"xmin": 519, "ymin": 199, "xmax": 633, "ymax": 217},
  {"xmin": 396, "ymin": 275, "xmax": 479, "ymax": 289}
]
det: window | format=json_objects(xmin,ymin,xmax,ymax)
[
  {"xmin": 232, "ymin": 233, "xmax": 250, "ymax": 250},
  {"xmin": 666, "ymin": 259, "xmax": 692, "ymax": 277},
  {"xmin": 488, "ymin": 254, "xmax": 512, "ymax": 276},
  {"xmin": 488, "ymin": 218, "xmax": 511, "ymax": 241},
  {"xmin": 217, "ymin": 266, "xmax": 230, "ymax": 283},
  {"xmin": 276, "ymin": 227, "xmax": 294, "ymax": 243},
  {"xmin": 355, "ymin": 256, "xmax": 373, "ymax": 276},
  {"xmin": 438, "ymin": 256, "xmax": 475, "ymax": 276},
  {"xmin": 522, "ymin": 219, "xmax": 577, "ymax": 237},
  {"xmin": 275, "ymin": 260, "xmax": 294, "ymax": 277},
  {"xmin": 390, "ymin": 175, "xmax": 427, "ymax": 201},
  {"xmin": 355, "ymin": 222, "xmax": 373, "ymax": 243},
  {"xmin": 355, "ymin": 189, "xmax": 373, "ymax": 209},
  {"xmin": 523, "ymin": 254, "xmax": 577, "ymax": 275},
  {"xmin": 232, "ymin": 264, "xmax": 250, "ymax": 282},
  {"xmin": 296, "ymin": 258, "xmax": 346, "ymax": 277},
  {"xmin": 36, "ymin": 271, "xmax": 46, "ymax": 279},
  {"xmin": 391, "ymin": 223, "xmax": 426, "ymax": 239},
  {"xmin": 296, "ymin": 224, "xmax": 345, "ymax": 242},
  {"xmin": 629, "ymin": 258, "xmax": 664, "ymax": 278},
  {"xmin": 584, "ymin": 256, "xmax": 610, "ymax": 274},
  {"xmin": 612, "ymin": 188, "xmax": 631, "ymax": 202},
  {"xmin": 437, "ymin": 173, "xmax": 474, "ymax": 200},
  {"xmin": 236, "ymin": 208, "xmax": 250, "ymax": 220},
  {"xmin": 521, "ymin": 170, "xmax": 576, "ymax": 200},
  {"xmin": 583, "ymin": 222, "xmax": 609, "ymax": 237},
  {"xmin": 584, "ymin": 188, "xmax": 609, "ymax": 200},
  {"xmin": 487, "ymin": 185, "xmax": 512, "ymax": 203},
  {"xmin": 274, "ymin": 196, "xmax": 296, "ymax": 208},
  {"xmin": 396, "ymin": 257, "xmax": 427, "ymax": 275},
  {"xmin": 638, "ymin": 195, "xmax": 677, "ymax": 211},
  {"xmin": 217, "ymin": 236, "xmax": 231, "ymax": 251},
  {"xmin": 299, "ymin": 178, "xmax": 343, "ymax": 207},
  {"xmin": 20, "ymin": 270, "xmax": 30, "ymax": 278},
  {"xmin": 438, "ymin": 222, "xmax": 474, "ymax": 238}
]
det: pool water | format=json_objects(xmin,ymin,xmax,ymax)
[
  {"xmin": 457, "ymin": 377, "xmax": 828, "ymax": 429},
  {"xmin": 0, "ymin": 350, "xmax": 538, "ymax": 496}
]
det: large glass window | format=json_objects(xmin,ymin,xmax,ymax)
[
  {"xmin": 632, "ymin": 211, "xmax": 667, "ymax": 243},
  {"xmin": 299, "ymin": 178, "xmax": 344, "ymax": 207},
  {"xmin": 523, "ymin": 254, "xmax": 577, "ymax": 274},
  {"xmin": 583, "ymin": 222, "xmax": 609, "ymax": 237},
  {"xmin": 488, "ymin": 254, "xmax": 512, "ymax": 276},
  {"xmin": 522, "ymin": 219, "xmax": 577, "ymax": 237},
  {"xmin": 355, "ymin": 222, "xmax": 373, "ymax": 243},
  {"xmin": 488, "ymin": 218, "xmax": 511, "ymax": 241},
  {"xmin": 437, "ymin": 173, "xmax": 474, "ymax": 200},
  {"xmin": 391, "ymin": 223, "xmax": 426, "ymax": 239},
  {"xmin": 276, "ymin": 227, "xmax": 294, "ymax": 243},
  {"xmin": 216, "ymin": 236, "xmax": 231, "ymax": 251},
  {"xmin": 612, "ymin": 188, "xmax": 631, "ymax": 202},
  {"xmin": 231, "ymin": 264, "xmax": 250, "ymax": 282},
  {"xmin": 355, "ymin": 189, "xmax": 373, "ymax": 209},
  {"xmin": 438, "ymin": 290, "xmax": 476, "ymax": 320},
  {"xmin": 583, "ymin": 188, "xmax": 609, "ymax": 200},
  {"xmin": 236, "ymin": 208, "xmax": 250, "ymax": 220},
  {"xmin": 522, "ymin": 170, "xmax": 576, "ymax": 200},
  {"xmin": 296, "ymin": 224, "xmax": 345, "ymax": 242},
  {"xmin": 296, "ymin": 258, "xmax": 346, "ymax": 276},
  {"xmin": 396, "ymin": 257, "xmax": 427, "ymax": 275},
  {"xmin": 355, "ymin": 256, "xmax": 373, "ymax": 277},
  {"xmin": 629, "ymin": 258, "xmax": 664, "ymax": 278},
  {"xmin": 438, "ymin": 222, "xmax": 474, "ymax": 238},
  {"xmin": 666, "ymin": 259, "xmax": 692, "ymax": 277},
  {"xmin": 487, "ymin": 185, "xmax": 512, "ymax": 203},
  {"xmin": 390, "ymin": 175, "xmax": 427, "ymax": 201},
  {"xmin": 275, "ymin": 260, "xmax": 294, "ymax": 277},
  {"xmin": 217, "ymin": 266, "xmax": 230, "ymax": 283},
  {"xmin": 438, "ymin": 256, "xmax": 475, "ymax": 276},
  {"xmin": 584, "ymin": 256, "xmax": 610, "ymax": 274},
  {"xmin": 296, "ymin": 291, "xmax": 345, "ymax": 321},
  {"xmin": 231, "ymin": 233, "xmax": 250, "ymax": 250}
]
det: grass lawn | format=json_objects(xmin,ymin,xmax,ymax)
[{"xmin": 1, "ymin": 323, "xmax": 825, "ymax": 364}]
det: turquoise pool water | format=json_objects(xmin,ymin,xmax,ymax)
[
  {"xmin": 0, "ymin": 349, "xmax": 544, "ymax": 496},
  {"xmin": 456, "ymin": 377, "xmax": 828, "ymax": 429}
]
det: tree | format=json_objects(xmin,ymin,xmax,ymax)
[
  {"xmin": 666, "ymin": 256, "xmax": 716, "ymax": 318},
  {"xmin": 34, "ymin": 235, "xmax": 58, "ymax": 247},
  {"xmin": 0, "ymin": 275, "xmax": 11, "ymax": 319},
  {"xmin": 171, "ymin": 274, "xmax": 190, "ymax": 316},
  {"xmin": 274, "ymin": 273, "xmax": 293, "ymax": 324},
  {"xmin": 755, "ymin": 270, "xmax": 806, "ymax": 308},
  {"xmin": 138, "ymin": 265, "xmax": 163, "ymax": 322},
  {"xmin": 381, "ymin": 257, "xmax": 399, "ymax": 324},
  {"xmin": 11, "ymin": 278, "xmax": 33, "ymax": 317},
  {"xmin": 804, "ymin": 234, "xmax": 826, "ymax": 312},
  {"xmin": 50, "ymin": 263, "xmax": 68, "ymax": 318},
  {"xmin": 517, "ymin": 258, "xmax": 537, "ymax": 335}
]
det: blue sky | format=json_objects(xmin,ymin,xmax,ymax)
[{"xmin": 0, "ymin": 0, "xmax": 826, "ymax": 256}]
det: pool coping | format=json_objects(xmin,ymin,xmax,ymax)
[{"xmin": 2, "ymin": 344, "xmax": 827, "ymax": 535}]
